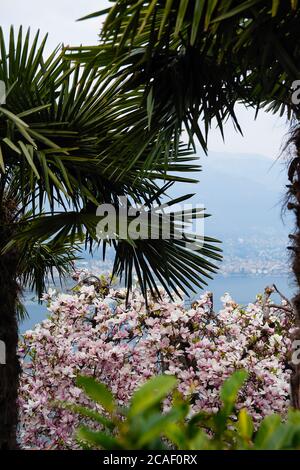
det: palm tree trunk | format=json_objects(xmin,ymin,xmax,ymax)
[
  {"xmin": 287, "ymin": 130, "xmax": 300, "ymax": 409},
  {"xmin": 0, "ymin": 218, "xmax": 20, "ymax": 449}
]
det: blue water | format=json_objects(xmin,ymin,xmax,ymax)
[
  {"xmin": 20, "ymin": 301, "xmax": 46, "ymax": 334},
  {"xmin": 20, "ymin": 275, "xmax": 294, "ymax": 334},
  {"xmin": 193, "ymin": 274, "xmax": 294, "ymax": 310}
]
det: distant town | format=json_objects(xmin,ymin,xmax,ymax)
[
  {"xmin": 218, "ymin": 235, "xmax": 291, "ymax": 276},
  {"xmin": 73, "ymin": 234, "xmax": 292, "ymax": 279}
]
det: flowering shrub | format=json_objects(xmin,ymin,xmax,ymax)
[
  {"xmin": 72, "ymin": 372, "xmax": 300, "ymax": 451},
  {"xmin": 19, "ymin": 272, "xmax": 293, "ymax": 449}
]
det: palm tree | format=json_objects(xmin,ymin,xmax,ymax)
[
  {"xmin": 69, "ymin": 0, "xmax": 300, "ymax": 407},
  {"xmin": 0, "ymin": 26, "xmax": 221, "ymax": 448},
  {"xmin": 0, "ymin": 189, "xmax": 77, "ymax": 449}
]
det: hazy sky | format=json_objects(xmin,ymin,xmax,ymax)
[{"xmin": 1, "ymin": 0, "xmax": 289, "ymax": 159}]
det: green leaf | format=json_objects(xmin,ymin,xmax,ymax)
[
  {"xmin": 164, "ymin": 422, "xmax": 189, "ymax": 449},
  {"xmin": 159, "ymin": 0, "xmax": 174, "ymax": 38},
  {"xmin": 2, "ymin": 137, "xmax": 21, "ymax": 154},
  {"xmin": 76, "ymin": 376, "xmax": 116, "ymax": 414},
  {"xmin": 190, "ymin": 0, "xmax": 206, "ymax": 45},
  {"xmin": 204, "ymin": 0, "xmax": 218, "ymax": 31},
  {"xmin": 61, "ymin": 402, "xmax": 115, "ymax": 430},
  {"xmin": 0, "ymin": 145, "xmax": 5, "ymax": 173},
  {"xmin": 129, "ymin": 375, "xmax": 177, "ymax": 417},
  {"xmin": 220, "ymin": 370, "xmax": 248, "ymax": 411},
  {"xmin": 238, "ymin": 408, "xmax": 254, "ymax": 442},
  {"xmin": 0, "ymin": 105, "xmax": 29, "ymax": 128},
  {"xmin": 175, "ymin": 0, "xmax": 189, "ymax": 36},
  {"xmin": 16, "ymin": 122, "xmax": 37, "ymax": 148},
  {"xmin": 272, "ymin": 0, "xmax": 280, "ymax": 16},
  {"xmin": 18, "ymin": 104, "xmax": 51, "ymax": 118},
  {"xmin": 188, "ymin": 429, "xmax": 212, "ymax": 450},
  {"xmin": 139, "ymin": 0, "xmax": 158, "ymax": 34},
  {"xmin": 146, "ymin": 87, "xmax": 154, "ymax": 130},
  {"xmin": 136, "ymin": 403, "xmax": 189, "ymax": 447},
  {"xmin": 77, "ymin": 9, "xmax": 109, "ymax": 22},
  {"xmin": 18, "ymin": 141, "xmax": 40, "ymax": 179},
  {"xmin": 212, "ymin": 0, "xmax": 261, "ymax": 23},
  {"xmin": 77, "ymin": 426, "xmax": 122, "ymax": 450},
  {"xmin": 291, "ymin": 0, "xmax": 299, "ymax": 9},
  {"xmin": 254, "ymin": 415, "xmax": 285, "ymax": 450}
]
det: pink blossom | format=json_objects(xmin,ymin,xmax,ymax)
[{"xmin": 18, "ymin": 271, "xmax": 293, "ymax": 449}]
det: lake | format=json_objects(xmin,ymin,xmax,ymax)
[{"xmin": 192, "ymin": 274, "xmax": 294, "ymax": 310}]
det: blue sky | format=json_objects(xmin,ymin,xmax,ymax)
[{"xmin": 1, "ymin": 0, "xmax": 289, "ymax": 159}]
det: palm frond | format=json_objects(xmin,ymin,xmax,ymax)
[
  {"xmin": 18, "ymin": 238, "xmax": 79, "ymax": 298},
  {"xmin": 0, "ymin": 25, "xmax": 224, "ymax": 299},
  {"xmin": 69, "ymin": 0, "xmax": 300, "ymax": 142},
  {"xmin": 4, "ymin": 195, "xmax": 221, "ymax": 298}
]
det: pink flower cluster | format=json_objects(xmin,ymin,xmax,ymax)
[{"xmin": 18, "ymin": 274, "xmax": 293, "ymax": 449}]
